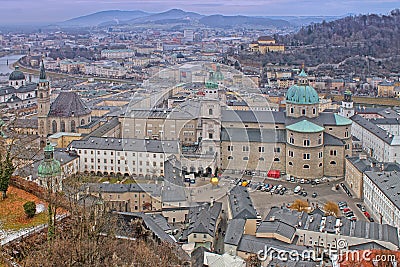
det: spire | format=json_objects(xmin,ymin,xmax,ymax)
[{"xmin": 39, "ymin": 60, "xmax": 47, "ymax": 81}]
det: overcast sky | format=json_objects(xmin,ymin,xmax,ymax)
[{"xmin": 1, "ymin": 0, "xmax": 399, "ymax": 24}]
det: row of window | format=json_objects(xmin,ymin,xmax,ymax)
[
  {"xmin": 287, "ymin": 161, "xmax": 336, "ymax": 168},
  {"xmin": 83, "ymin": 158, "xmax": 163, "ymax": 167},
  {"xmin": 227, "ymin": 156, "xmax": 279, "ymax": 162},
  {"xmin": 78, "ymin": 150, "xmax": 164, "ymax": 159},
  {"xmin": 227, "ymin": 146, "xmax": 281, "ymax": 153},
  {"xmin": 83, "ymin": 165, "xmax": 164, "ymax": 174},
  {"xmin": 289, "ymin": 107, "xmax": 317, "ymax": 115}
]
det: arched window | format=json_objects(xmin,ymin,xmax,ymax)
[
  {"xmin": 60, "ymin": 121, "xmax": 65, "ymax": 132},
  {"xmin": 330, "ymin": 161, "xmax": 337, "ymax": 165},
  {"xmin": 288, "ymin": 161, "xmax": 293, "ymax": 166},
  {"xmin": 40, "ymin": 93, "xmax": 43, "ymax": 99},
  {"xmin": 290, "ymin": 107, "xmax": 294, "ymax": 114},
  {"xmin": 303, "ymin": 139, "xmax": 310, "ymax": 146},
  {"xmin": 81, "ymin": 119, "xmax": 85, "ymax": 125},
  {"xmin": 52, "ymin": 120, "xmax": 57, "ymax": 133},
  {"xmin": 71, "ymin": 120, "xmax": 76, "ymax": 132},
  {"xmin": 259, "ymin": 157, "xmax": 264, "ymax": 161},
  {"xmin": 208, "ymin": 108, "xmax": 213, "ymax": 115},
  {"xmin": 303, "ymin": 164, "xmax": 310, "ymax": 169},
  {"xmin": 274, "ymin": 158, "xmax": 280, "ymax": 162},
  {"xmin": 243, "ymin": 156, "xmax": 249, "ymax": 161},
  {"xmin": 228, "ymin": 156, "xmax": 233, "ymax": 160},
  {"xmin": 319, "ymin": 163, "xmax": 323, "ymax": 167}
]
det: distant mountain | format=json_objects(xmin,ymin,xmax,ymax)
[
  {"xmin": 126, "ymin": 9, "xmax": 203, "ymax": 24},
  {"xmin": 267, "ymin": 16, "xmax": 344, "ymax": 26},
  {"xmin": 60, "ymin": 10, "xmax": 150, "ymax": 27},
  {"xmin": 60, "ymin": 8, "xmax": 350, "ymax": 29},
  {"xmin": 200, "ymin": 15, "xmax": 290, "ymax": 28}
]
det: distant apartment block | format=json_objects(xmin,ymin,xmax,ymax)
[{"xmin": 101, "ymin": 49, "xmax": 135, "ymax": 59}]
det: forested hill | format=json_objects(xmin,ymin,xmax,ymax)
[{"xmin": 279, "ymin": 9, "xmax": 400, "ymax": 58}]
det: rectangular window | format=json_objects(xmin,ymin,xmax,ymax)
[
  {"xmin": 303, "ymin": 153, "xmax": 310, "ymax": 160},
  {"xmin": 288, "ymin": 151, "xmax": 294, "ymax": 157},
  {"xmin": 242, "ymin": 146, "xmax": 249, "ymax": 152},
  {"xmin": 274, "ymin": 147, "xmax": 281, "ymax": 153},
  {"xmin": 330, "ymin": 150, "xmax": 337, "ymax": 156},
  {"xmin": 259, "ymin": 147, "xmax": 265, "ymax": 153},
  {"xmin": 227, "ymin": 146, "xmax": 233, "ymax": 151}
]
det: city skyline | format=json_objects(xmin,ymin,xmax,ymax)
[{"xmin": 0, "ymin": 0, "xmax": 399, "ymax": 24}]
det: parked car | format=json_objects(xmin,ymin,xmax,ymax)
[
  {"xmin": 343, "ymin": 208, "xmax": 351, "ymax": 213},
  {"xmin": 294, "ymin": 186, "xmax": 301, "ymax": 194},
  {"xmin": 312, "ymin": 192, "xmax": 318, "ymax": 198},
  {"xmin": 279, "ymin": 190, "xmax": 285, "ymax": 195},
  {"xmin": 361, "ymin": 206, "xmax": 366, "ymax": 212},
  {"xmin": 368, "ymin": 217, "xmax": 375, "ymax": 222},
  {"xmin": 300, "ymin": 179, "xmax": 305, "ymax": 184},
  {"xmin": 356, "ymin": 203, "xmax": 362, "ymax": 209},
  {"xmin": 315, "ymin": 179, "xmax": 321, "ymax": 184},
  {"xmin": 350, "ymin": 216, "xmax": 357, "ymax": 221},
  {"xmin": 290, "ymin": 177, "xmax": 295, "ymax": 183},
  {"xmin": 302, "ymin": 191, "xmax": 308, "ymax": 197},
  {"xmin": 311, "ymin": 180, "xmax": 317, "ymax": 185},
  {"xmin": 364, "ymin": 211, "xmax": 371, "ymax": 218},
  {"xmin": 286, "ymin": 176, "xmax": 291, "ymax": 181}
]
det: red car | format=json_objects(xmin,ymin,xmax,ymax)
[
  {"xmin": 364, "ymin": 211, "xmax": 371, "ymax": 218},
  {"xmin": 343, "ymin": 208, "xmax": 351, "ymax": 213}
]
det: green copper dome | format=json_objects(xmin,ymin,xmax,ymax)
[
  {"xmin": 38, "ymin": 143, "xmax": 61, "ymax": 178},
  {"xmin": 286, "ymin": 70, "xmax": 319, "ymax": 105},
  {"xmin": 205, "ymin": 70, "xmax": 218, "ymax": 89},
  {"xmin": 9, "ymin": 66, "xmax": 25, "ymax": 81}
]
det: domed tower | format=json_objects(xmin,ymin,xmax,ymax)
[
  {"xmin": 37, "ymin": 142, "xmax": 61, "ymax": 190},
  {"xmin": 286, "ymin": 69, "xmax": 319, "ymax": 118},
  {"xmin": 285, "ymin": 120, "xmax": 325, "ymax": 179},
  {"xmin": 339, "ymin": 90, "xmax": 354, "ymax": 118},
  {"xmin": 9, "ymin": 66, "xmax": 26, "ymax": 89}
]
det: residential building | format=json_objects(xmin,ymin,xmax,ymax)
[{"xmin": 363, "ymin": 170, "xmax": 400, "ymax": 229}]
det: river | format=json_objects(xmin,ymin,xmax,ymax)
[{"xmin": 0, "ymin": 54, "xmax": 25, "ymax": 82}]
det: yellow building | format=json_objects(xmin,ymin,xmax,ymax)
[
  {"xmin": 377, "ymin": 81, "xmax": 395, "ymax": 97},
  {"xmin": 249, "ymin": 36, "xmax": 285, "ymax": 54}
]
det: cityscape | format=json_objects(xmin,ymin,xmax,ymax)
[{"xmin": 0, "ymin": 1, "xmax": 400, "ymax": 266}]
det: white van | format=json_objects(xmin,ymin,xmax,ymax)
[{"xmin": 294, "ymin": 185, "xmax": 301, "ymax": 194}]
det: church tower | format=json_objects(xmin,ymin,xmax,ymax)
[
  {"xmin": 37, "ymin": 61, "xmax": 50, "ymax": 145},
  {"xmin": 339, "ymin": 90, "xmax": 355, "ymax": 118}
]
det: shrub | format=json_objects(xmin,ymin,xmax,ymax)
[{"xmin": 23, "ymin": 201, "xmax": 36, "ymax": 218}]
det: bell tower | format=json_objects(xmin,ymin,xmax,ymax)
[
  {"xmin": 37, "ymin": 61, "xmax": 50, "ymax": 145},
  {"xmin": 339, "ymin": 90, "xmax": 354, "ymax": 118}
]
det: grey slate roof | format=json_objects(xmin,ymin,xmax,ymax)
[
  {"xmin": 0, "ymin": 83, "xmax": 37, "ymax": 96},
  {"xmin": 351, "ymin": 114, "xmax": 394, "ymax": 144},
  {"xmin": 264, "ymin": 207, "xmax": 308, "ymax": 227},
  {"xmin": 162, "ymin": 183, "xmax": 187, "ymax": 202},
  {"xmin": 48, "ymin": 91, "xmax": 91, "ymax": 117},
  {"xmin": 84, "ymin": 182, "xmax": 161, "ymax": 197},
  {"xmin": 222, "ymin": 110, "xmax": 284, "ymax": 124},
  {"xmin": 70, "ymin": 136, "xmax": 179, "ymax": 154},
  {"xmin": 237, "ymin": 234, "xmax": 306, "ymax": 255},
  {"xmin": 224, "ymin": 218, "xmax": 245, "ymax": 246},
  {"xmin": 184, "ymin": 202, "xmax": 222, "ymax": 237},
  {"xmin": 116, "ymin": 212, "xmax": 175, "ymax": 244},
  {"xmin": 364, "ymin": 170, "xmax": 400, "ymax": 215},
  {"xmin": 323, "ymin": 132, "xmax": 345, "ymax": 146},
  {"xmin": 228, "ymin": 185, "xmax": 257, "ymax": 220},
  {"xmin": 256, "ymin": 220, "xmax": 296, "ymax": 240},
  {"xmin": 268, "ymin": 206, "xmax": 399, "ymax": 247},
  {"xmin": 221, "ymin": 127, "xmax": 286, "ymax": 143},
  {"xmin": 82, "ymin": 117, "xmax": 119, "ymax": 139}
]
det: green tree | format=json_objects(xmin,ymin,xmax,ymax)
[
  {"xmin": 0, "ymin": 142, "xmax": 16, "ymax": 200},
  {"xmin": 23, "ymin": 201, "xmax": 36, "ymax": 218}
]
